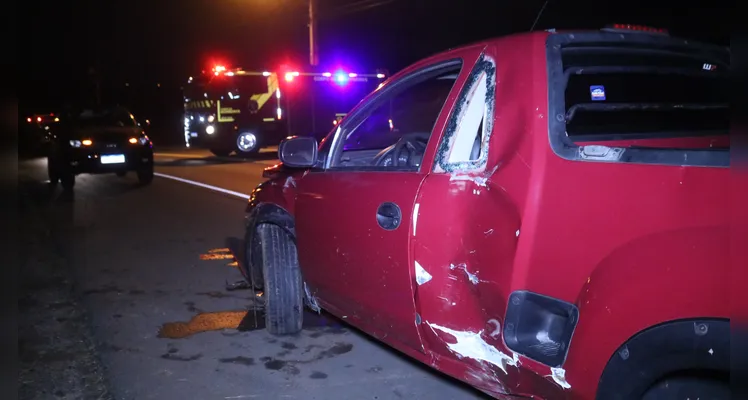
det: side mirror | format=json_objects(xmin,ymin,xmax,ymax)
[{"xmin": 279, "ymin": 136, "xmax": 318, "ymax": 168}]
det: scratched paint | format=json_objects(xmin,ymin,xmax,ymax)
[
  {"xmin": 414, "ymin": 260, "xmax": 432, "ymax": 285},
  {"xmin": 450, "ymin": 262, "xmax": 480, "ymax": 284},
  {"xmin": 449, "ymin": 164, "xmax": 499, "ymax": 188},
  {"xmin": 549, "ymin": 367, "xmax": 571, "ymax": 389},
  {"xmin": 427, "ymin": 323, "xmax": 519, "ymax": 374}
]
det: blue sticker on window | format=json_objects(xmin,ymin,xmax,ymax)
[{"xmin": 590, "ymin": 85, "xmax": 606, "ymax": 101}]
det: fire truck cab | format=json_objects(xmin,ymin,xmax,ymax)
[{"xmin": 183, "ymin": 66, "xmax": 386, "ymax": 157}]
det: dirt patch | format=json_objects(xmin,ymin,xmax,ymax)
[
  {"xmin": 158, "ymin": 311, "xmax": 248, "ymax": 339},
  {"xmin": 18, "ymin": 185, "xmax": 112, "ymax": 400}
]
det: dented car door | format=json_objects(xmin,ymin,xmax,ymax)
[{"xmin": 294, "ymin": 53, "xmax": 481, "ymax": 354}]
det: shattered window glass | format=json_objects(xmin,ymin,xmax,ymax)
[{"xmin": 435, "ymin": 55, "xmax": 496, "ymax": 173}]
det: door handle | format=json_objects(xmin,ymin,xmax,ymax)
[{"xmin": 376, "ymin": 202, "xmax": 402, "ymax": 230}]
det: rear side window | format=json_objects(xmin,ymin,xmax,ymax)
[
  {"xmin": 566, "ymin": 73, "xmax": 727, "ymax": 139},
  {"xmin": 547, "ymin": 33, "xmax": 729, "ymax": 167}
]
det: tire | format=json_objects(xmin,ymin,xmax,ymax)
[
  {"xmin": 137, "ymin": 164, "xmax": 154, "ymax": 185},
  {"xmin": 116, "ymin": 171, "xmax": 127, "ymax": 177},
  {"xmin": 244, "ymin": 223, "xmax": 264, "ymax": 290},
  {"xmin": 60, "ymin": 172, "xmax": 75, "ymax": 190},
  {"xmin": 256, "ymin": 223, "xmax": 303, "ymax": 335},
  {"xmin": 235, "ymin": 132, "xmax": 260, "ymax": 157},
  {"xmin": 47, "ymin": 157, "xmax": 60, "ymax": 186},
  {"xmin": 210, "ymin": 148, "xmax": 232, "ymax": 157}
]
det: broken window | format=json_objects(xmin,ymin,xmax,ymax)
[
  {"xmin": 434, "ymin": 54, "xmax": 496, "ymax": 173},
  {"xmin": 546, "ymin": 33, "xmax": 729, "ymax": 166}
]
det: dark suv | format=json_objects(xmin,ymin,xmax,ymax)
[{"xmin": 47, "ymin": 106, "xmax": 154, "ymax": 189}]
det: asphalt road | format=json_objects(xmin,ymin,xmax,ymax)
[{"xmin": 18, "ymin": 147, "xmax": 486, "ymax": 400}]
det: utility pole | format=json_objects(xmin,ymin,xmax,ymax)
[
  {"xmin": 308, "ymin": 0, "xmax": 318, "ymax": 66},
  {"xmin": 308, "ymin": 0, "xmax": 318, "ymax": 132}
]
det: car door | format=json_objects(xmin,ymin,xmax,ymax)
[{"xmin": 294, "ymin": 54, "xmax": 480, "ymax": 353}]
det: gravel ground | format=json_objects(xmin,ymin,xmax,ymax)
[{"xmin": 18, "ymin": 185, "xmax": 112, "ymax": 400}]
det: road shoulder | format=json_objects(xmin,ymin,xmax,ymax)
[{"xmin": 18, "ymin": 184, "xmax": 112, "ymax": 400}]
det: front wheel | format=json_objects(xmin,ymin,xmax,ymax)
[
  {"xmin": 235, "ymin": 132, "xmax": 260, "ymax": 157},
  {"xmin": 47, "ymin": 157, "xmax": 60, "ymax": 186},
  {"xmin": 137, "ymin": 164, "xmax": 154, "ymax": 185},
  {"xmin": 60, "ymin": 172, "xmax": 75, "ymax": 190},
  {"xmin": 256, "ymin": 223, "xmax": 303, "ymax": 336}
]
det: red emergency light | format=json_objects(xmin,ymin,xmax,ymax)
[{"xmin": 212, "ymin": 65, "xmax": 227, "ymax": 76}]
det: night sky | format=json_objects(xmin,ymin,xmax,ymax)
[{"xmin": 22, "ymin": 0, "xmax": 731, "ymax": 112}]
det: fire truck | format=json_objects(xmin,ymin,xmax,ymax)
[{"xmin": 183, "ymin": 65, "xmax": 387, "ymax": 157}]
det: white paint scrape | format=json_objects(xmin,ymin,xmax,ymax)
[
  {"xmin": 428, "ymin": 323, "xmax": 519, "ymax": 374},
  {"xmin": 549, "ymin": 367, "xmax": 571, "ymax": 389},
  {"xmin": 412, "ymin": 203, "xmax": 420, "ymax": 236},
  {"xmin": 450, "ymin": 174, "xmax": 488, "ymax": 187},
  {"xmin": 414, "ymin": 261, "xmax": 432, "ymax": 285}
]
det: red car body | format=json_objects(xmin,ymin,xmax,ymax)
[{"xmin": 245, "ymin": 28, "xmax": 730, "ymax": 399}]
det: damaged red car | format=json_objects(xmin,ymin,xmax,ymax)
[{"xmin": 242, "ymin": 24, "xmax": 730, "ymax": 400}]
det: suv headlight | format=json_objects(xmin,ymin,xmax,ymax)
[{"xmin": 69, "ymin": 140, "xmax": 82, "ymax": 147}]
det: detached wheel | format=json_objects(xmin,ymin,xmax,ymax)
[
  {"xmin": 137, "ymin": 164, "xmax": 154, "ymax": 185},
  {"xmin": 210, "ymin": 148, "xmax": 232, "ymax": 157},
  {"xmin": 235, "ymin": 132, "xmax": 260, "ymax": 157},
  {"xmin": 256, "ymin": 223, "xmax": 303, "ymax": 335}
]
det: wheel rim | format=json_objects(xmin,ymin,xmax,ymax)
[{"xmin": 237, "ymin": 132, "xmax": 257, "ymax": 152}]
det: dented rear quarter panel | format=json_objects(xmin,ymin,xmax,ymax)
[
  {"xmin": 411, "ymin": 30, "xmax": 729, "ymax": 399},
  {"xmin": 504, "ymin": 32, "xmax": 729, "ymax": 399}
]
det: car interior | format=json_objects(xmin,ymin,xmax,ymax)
[{"xmin": 334, "ymin": 71, "xmax": 482, "ymax": 169}]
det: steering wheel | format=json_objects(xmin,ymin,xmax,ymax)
[{"xmin": 373, "ymin": 132, "xmax": 430, "ymax": 168}]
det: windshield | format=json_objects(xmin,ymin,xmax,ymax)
[
  {"xmin": 206, "ymin": 76, "xmax": 269, "ymax": 99},
  {"xmin": 75, "ymin": 109, "xmax": 138, "ymax": 128}
]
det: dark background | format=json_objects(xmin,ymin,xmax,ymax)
[{"xmin": 19, "ymin": 0, "xmax": 732, "ymax": 145}]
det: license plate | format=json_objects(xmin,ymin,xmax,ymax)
[{"xmin": 101, "ymin": 154, "xmax": 126, "ymax": 164}]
